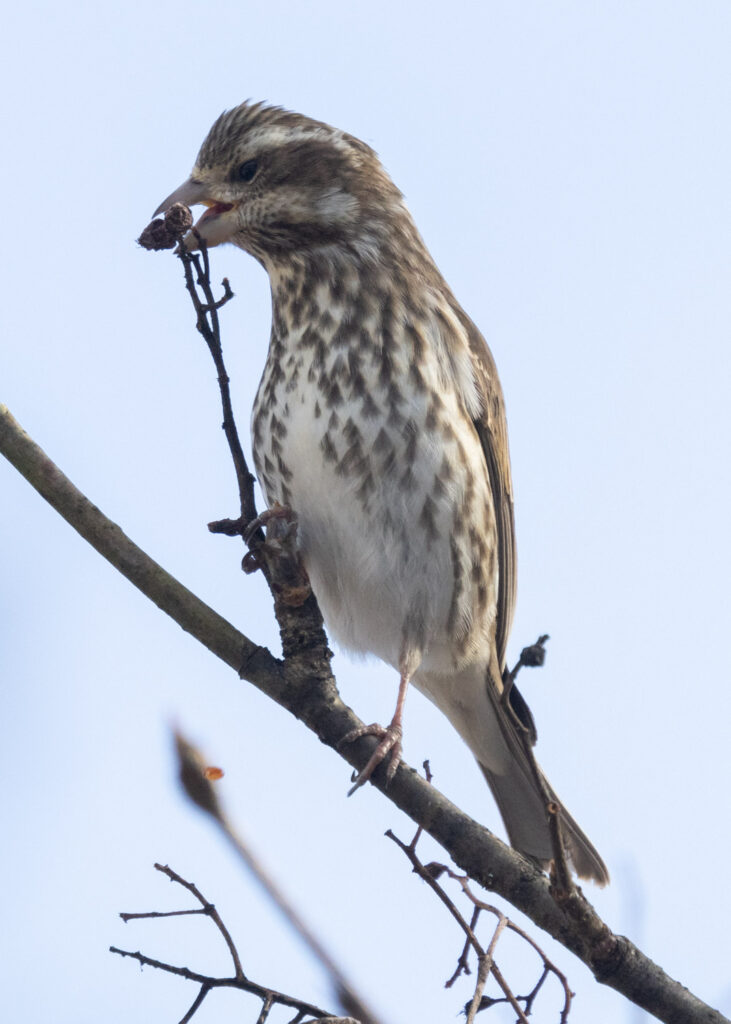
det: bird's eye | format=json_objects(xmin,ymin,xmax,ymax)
[{"xmin": 237, "ymin": 159, "xmax": 259, "ymax": 183}]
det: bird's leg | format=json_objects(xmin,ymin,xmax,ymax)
[
  {"xmin": 340, "ymin": 655, "xmax": 416, "ymax": 796},
  {"xmin": 243, "ymin": 501, "xmax": 295, "ymax": 545}
]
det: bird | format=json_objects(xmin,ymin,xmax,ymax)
[{"xmin": 154, "ymin": 101, "xmax": 609, "ymax": 885}]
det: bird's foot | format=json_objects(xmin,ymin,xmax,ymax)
[
  {"xmin": 340, "ymin": 721, "xmax": 403, "ymax": 796},
  {"xmin": 243, "ymin": 502, "xmax": 296, "ymax": 545},
  {"xmin": 241, "ymin": 504, "xmax": 310, "ymax": 606}
]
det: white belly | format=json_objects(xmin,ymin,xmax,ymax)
[{"xmin": 254, "ymin": 367, "xmax": 498, "ymax": 676}]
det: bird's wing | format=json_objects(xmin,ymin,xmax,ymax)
[{"xmin": 456, "ymin": 311, "xmax": 517, "ymax": 671}]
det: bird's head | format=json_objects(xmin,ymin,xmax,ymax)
[{"xmin": 154, "ymin": 101, "xmax": 401, "ymax": 265}]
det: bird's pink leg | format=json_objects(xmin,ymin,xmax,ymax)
[{"xmin": 340, "ymin": 661, "xmax": 414, "ymax": 796}]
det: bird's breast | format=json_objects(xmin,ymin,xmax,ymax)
[{"xmin": 251, "ymin": 294, "xmax": 499, "ymax": 672}]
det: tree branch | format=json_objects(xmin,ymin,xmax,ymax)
[{"xmin": 0, "ymin": 404, "xmax": 727, "ymax": 1024}]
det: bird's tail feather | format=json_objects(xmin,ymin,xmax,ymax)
[
  {"xmin": 478, "ymin": 757, "xmax": 609, "ymax": 885},
  {"xmin": 480, "ymin": 658, "xmax": 610, "ymax": 886},
  {"xmin": 415, "ymin": 660, "xmax": 609, "ymax": 885}
]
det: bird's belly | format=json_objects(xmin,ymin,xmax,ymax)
[
  {"xmin": 253, "ymin": 375, "xmax": 499, "ymax": 674},
  {"xmin": 294, "ymin": 455, "xmax": 454, "ymax": 670}
]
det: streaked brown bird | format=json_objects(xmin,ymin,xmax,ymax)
[{"xmin": 155, "ymin": 101, "xmax": 608, "ymax": 885}]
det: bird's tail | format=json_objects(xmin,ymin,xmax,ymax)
[
  {"xmin": 478, "ymin": 756, "xmax": 609, "ymax": 885},
  {"xmin": 415, "ymin": 660, "xmax": 609, "ymax": 885}
]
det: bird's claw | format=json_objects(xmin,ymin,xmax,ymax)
[
  {"xmin": 339, "ymin": 722, "xmax": 403, "ymax": 796},
  {"xmin": 244, "ymin": 502, "xmax": 296, "ymax": 545}
]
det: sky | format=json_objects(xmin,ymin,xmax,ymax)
[{"xmin": 1, "ymin": 2, "xmax": 730, "ymax": 1022}]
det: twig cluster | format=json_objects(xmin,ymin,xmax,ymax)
[
  {"xmin": 387, "ymin": 763, "xmax": 572, "ymax": 1023},
  {"xmin": 118, "ymin": 744, "xmax": 569, "ymax": 1024},
  {"xmin": 111, "ymin": 863, "xmax": 339, "ymax": 1024}
]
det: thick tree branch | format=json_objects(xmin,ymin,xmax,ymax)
[{"xmin": 0, "ymin": 404, "xmax": 726, "ymax": 1024}]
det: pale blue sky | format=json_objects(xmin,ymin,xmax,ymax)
[{"xmin": 2, "ymin": 3, "xmax": 730, "ymax": 1022}]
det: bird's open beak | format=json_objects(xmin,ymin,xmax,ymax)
[
  {"xmin": 153, "ymin": 178, "xmax": 211, "ymax": 218},
  {"xmin": 153, "ymin": 178, "xmax": 237, "ymax": 249}
]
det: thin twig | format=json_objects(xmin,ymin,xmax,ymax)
[
  {"xmin": 255, "ymin": 993, "xmax": 274, "ymax": 1024},
  {"xmin": 388, "ymin": 810, "xmax": 572, "ymax": 1023},
  {"xmin": 120, "ymin": 907, "xmax": 208, "ymax": 923},
  {"xmin": 110, "ymin": 946, "xmax": 330, "ymax": 1018},
  {"xmin": 110, "ymin": 945, "xmax": 218, "ymax": 984},
  {"xmin": 179, "ymin": 983, "xmax": 211, "ymax": 1024},
  {"xmin": 445, "ymin": 905, "xmax": 477, "ymax": 987},
  {"xmin": 153, "ymin": 862, "xmax": 245, "ymax": 980},
  {"xmin": 177, "ymin": 239, "xmax": 260, "ymax": 534},
  {"xmin": 464, "ymin": 946, "xmax": 495, "ymax": 1024},
  {"xmin": 453, "ymin": 870, "xmax": 572, "ymax": 1021},
  {"xmin": 386, "ymin": 829, "xmax": 481, "ymax": 960},
  {"xmin": 386, "ymin": 828, "xmax": 526, "ymax": 1018},
  {"xmin": 111, "ymin": 865, "xmax": 336, "ymax": 1022}
]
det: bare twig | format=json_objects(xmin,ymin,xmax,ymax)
[
  {"xmin": 111, "ymin": 864, "xmax": 335, "ymax": 1022},
  {"xmin": 445, "ymin": 905, "xmax": 478, "ymax": 987},
  {"xmin": 152, "ymin": 862, "xmax": 245, "ymax": 980},
  {"xmin": 386, "ymin": 829, "xmax": 529, "ymax": 1022},
  {"xmin": 465, "ymin": 947, "xmax": 496, "ymax": 1023},
  {"xmin": 179, "ymin": 983, "xmax": 212, "ymax": 1024},
  {"xmin": 120, "ymin": 907, "xmax": 209, "ymax": 923},
  {"xmin": 387, "ymin": 812, "xmax": 572, "ymax": 1023},
  {"xmin": 255, "ymin": 993, "xmax": 274, "ymax": 1023},
  {"xmin": 139, "ymin": 208, "xmax": 259, "ymax": 542},
  {"xmin": 176, "ymin": 235, "xmax": 319, "ymax": 622},
  {"xmin": 176, "ymin": 237, "xmax": 260, "ymax": 535}
]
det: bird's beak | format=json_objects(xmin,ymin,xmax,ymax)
[
  {"xmin": 153, "ymin": 178, "xmax": 211, "ymax": 218},
  {"xmin": 153, "ymin": 178, "xmax": 238, "ymax": 249}
]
